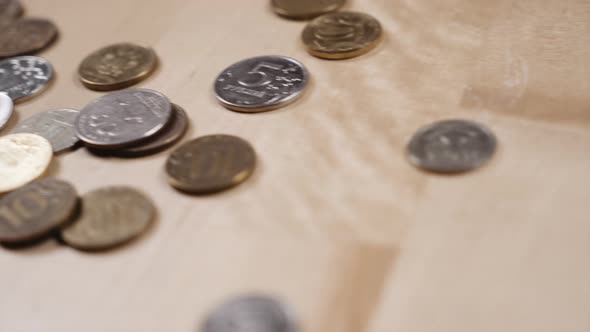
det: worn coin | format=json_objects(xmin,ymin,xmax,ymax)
[
  {"xmin": 0, "ymin": 18, "xmax": 58, "ymax": 57},
  {"xmin": 78, "ymin": 43, "xmax": 158, "ymax": 91},
  {"xmin": 0, "ymin": 178, "xmax": 77, "ymax": 243},
  {"xmin": 0, "ymin": 133, "xmax": 52, "ymax": 193},
  {"xmin": 202, "ymin": 295, "xmax": 297, "ymax": 332},
  {"xmin": 0, "ymin": 92, "xmax": 13, "ymax": 130},
  {"xmin": 272, "ymin": 0, "xmax": 345, "ymax": 19},
  {"xmin": 13, "ymin": 109, "xmax": 80, "ymax": 152},
  {"xmin": 60, "ymin": 186, "xmax": 155, "ymax": 251},
  {"xmin": 214, "ymin": 56, "xmax": 308, "ymax": 113},
  {"xmin": 0, "ymin": 0, "xmax": 23, "ymax": 22},
  {"xmin": 0, "ymin": 56, "xmax": 53, "ymax": 102},
  {"xmin": 76, "ymin": 88, "xmax": 172, "ymax": 149},
  {"xmin": 166, "ymin": 135, "xmax": 256, "ymax": 194},
  {"xmin": 302, "ymin": 11, "xmax": 382, "ymax": 59},
  {"xmin": 407, "ymin": 119, "xmax": 497, "ymax": 173}
]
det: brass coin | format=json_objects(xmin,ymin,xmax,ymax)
[
  {"xmin": 60, "ymin": 186, "xmax": 155, "ymax": 251},
  {"xmin": 302, "ymin": 11, "xmax": 382, "ymax": 59},
  {"xmin": 272, "ymin": 0, "xmax": 345, "ymax": 20},
  {"xmin": 166, "ymin": 135, "xmax": 256, "ymax": 194},
  {"xmin": 0, "ymin": 178, "xmax": 77, "ymax": 243},
  {"xmin": 0, "ymin": 18, "xmax": 58, "ymax": 57},
  {"xmin": 78, "ymin": 43, "xmax": 158, "ymax": 91}
]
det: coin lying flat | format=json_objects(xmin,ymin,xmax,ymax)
[
  {"xmin": 0, "ymin": 56, "xmax": 53, "ymax": 102},
  {"xmin": 0, "ymin": 92, "xmax": 14, "ymax": 130},
  {"xmin": 60, "ymin": 186, "xmax": 155, "ymax": 251},
  {"xmin": 78, "ymin": 43, "xmax": 158, "ymax": 91},
  {"xmin": 407, "ymin": 119, "xmax": 497, "ymax": 173},
  {"xmin": 76, "ymin": 88, "xmax": 172, "ymax": 149},
  {"xmin": 0, "ymin": 178, "xmax": 77, "ymax": 243},
  {"xmin": 13, "ymin": 109, "xmax": 80, "ymax": 152},
  {"xmin": 214, "ymin": 56, "xmax": 308, "ymax": 113},
  {"xmin": 0, "ymin": 0, "xmax": 23, "ymax": 22},
  {"xmin": 0, "ymin": 133, "xmax": 52, "ymax": 193},
  {"xmin": 0, "ymin": 18, "xmax": 58, "ymax": 57},
  {"xmin": 272, "ymin": 0, "xmax": 345, "ymax": 19},
  {"xmin": 166, "ymin": 135, "xmax": 256, "ymax": 194},
  {"xmin": 302, "ymin": 11, "xmax": 383, "ymax": 59}
]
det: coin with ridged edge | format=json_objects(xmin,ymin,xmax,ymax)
[
  {"xmin": 0, "ymin": 133, "xmax": 52, "ymax": 194},
  {"xmin": 0, "ymin": 56, "xmax": 53, "ymax": 103},
  {"xmin": 13, "ymin": 109, "xmax": 80, "ymax": 152},
  {"xmin": 0, "ymin": 18, "xmax": 58, "ymax": 57},
  {"xmin": 272, "ymin": 0, "xmax": 345, "ymax": 19},
  {"xmin": 0, "ymin": 92, "xmax": 13, "ymax": 130},
  {"xmin": 0, "ymin": 0, "xmax": 23, "ymax": 22}
]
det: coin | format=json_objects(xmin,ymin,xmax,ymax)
[
  {"xmin": 214, "ymin": 56, "xmax": 308, "ymax": 113},
  {"xmin": 0, "ymin": 18, "xmax": 58, "ymax": 57},
  {"xmin": 202, "ymin": 295, "xmax": 297, "ymax": 332},
  {"xmin": 272, "ymin": 0, "xmax": 345, "ymax": 19},
  {"xmin": 60, "ymin": 186, "xmax": 155, "ymax": 251},
  {"xmin": 76, "ymin": 88, "xmax": 172, "ymax": 149},
  {"xmin": 0, "ymin": 178, "xmax": 77, "ymax": 243},
  {"xmin": 13, "ymin": 109, "xmax": 80, "ymax": 152},
  {"xmin": 407, "ymin": 119, "xmax": 497, "ymax": 173},
  {"xmin": 0, "ymin": 0, "xmax": 23, "ymax": 22},
  {"xmin": 0, "ymin": 133, "xmax": 52, "ymax": 193},
  {"xmin": 0, "ymin": 56, "xmax": 53, "ymax": 102},
  {"xmin": 0, "ymin": 92, "xmax": 13, "ymax": 130},
  {"xmin": 166, "ymin": 135, "xmax": 256, "ymax": 194},
  {"xmin": 78, "ymin": 43, "xmax": 158, "ymax": 91},
  {"xmin": 302, "ymin": 11, "xmax": 383, "ymax": 59}
]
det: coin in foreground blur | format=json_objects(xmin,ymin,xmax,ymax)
[
  {"xmin": 60, "ymin": 186, "xmax": 155, "ymax": 251},
  {"xmin": 302, "ymin": 11, "xmax": 382, "ymax": 59},
  {"xmin": 0, "ymin": 18, "xmax": 58, "ymax": 57},
  {"xmin": 0, "ymin": 56, "xmax": 53, "ymax": 102},
  {"xmin": 407, "ymin": 119, "xmax": 497, "ymax": 173},
  {"xmin": 0, "ymin": 0, "xmax": 23, "ymax": 22},
  {"xmin": 214, "ymin": 56, "xmax": 308, "ymax": 113},
  {"xmin": 166, "ymin": 135, "xmax": 256, "ymax": 194},
  {"xmin": 0, "ymin": 133, "xmax": 52, "ymax": 193},
  {"xmin": 13, "ymin": 109, "xmax": 80, "ymax": 152},
  {"xmin": 272, "ymin": 0, "xmax": 345, "ymax": 19},
  {"xmin": 0, "ymin": 92, "xmax": 13, "ymax": 130},
  {"xmin": 78, "ymin": 43, "xmax": 158, "ymax": 91},
  {"xmin": 0, "ymin": 178, "xmax": 77, "ymax": 243},
  {"xmin": 76, "ymin": 88, "xmax": 172, "ymax": 149}
]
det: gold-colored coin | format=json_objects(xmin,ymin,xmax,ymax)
[
  {"xmin": 302, "ymin": 11, "xmax": 383, "ymax": 60},
  {"xmin": 272, "ymin": 0, "xmax": 345, "ymax": 20},
  {"xmin": 78, "ymin": 43, "xmax": 158, "ymax": 91}
]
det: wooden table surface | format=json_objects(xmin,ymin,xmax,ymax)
[{"xmin": 1, "ymin": 0, "xmax": 589, "ymax": 331}]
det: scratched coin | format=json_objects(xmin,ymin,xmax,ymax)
[
  {"xmin": 202, "ymin": 295, "xmax": 297, "ymax": 332},
  {"xmin": 13, "ymin": 109, "xmax": 80, "ymax": 152},
  {"xmin": 302, "ymin": 11, "xmax": 382, "ymax": 59},
  {"xmin": 76, "ymin": 88, "xmax": 172, "ymax": 149},
  {"xmin": 0, "ymin": 133, "xmax": 52, "ymax": 194},
  {"xmin": 0, "ymin": 18, "xmax": 58, "ymax": 57},
  {"xmin": 166, "ymin": 135, "xmax": 256, "ymax": 194},
  {"xmin": 272, "ymin": 0, "xmax": 345, "ymax": 19},
  {"xmin": 0, "ymin": 56, "xmax": 53, "ymax": 102},
  {"xmin": 0, "ymin": 92, "xmax": 13, "ymax": 130},
  {"xmin": 60, "ymin": 186, "xmax": 155, "ymax": 251},
  {"xmin": 407, "ymin": 119, "xmax": 497, "ymax": 173},
  {"xmin": 78, "ymin": 43, "xmax": 158, "ymax": 91},
  {"xmin": 214, "ymin": 55, "xmax": 308, "ymax": 113},
  {"xmin": 0, "ymin": 178, "xmax": 77, "ymax": 243},
  {"xmin": 0, "ymin": 0, "xmax": 23, "ymax": 22}
]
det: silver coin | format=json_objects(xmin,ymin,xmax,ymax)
[
  {"xmin": 76, "ymin": 88, "xmax": 172, "ymax": 149},
  {"xmin": 214, "ymin": 55, "xmax": 308, "ymax": 113},
  {"xmin": 0, "ymin": 56, "xmax": 53, "ymax": 103},
  {"xmin": 0, "ymin": 0, "xmax": 23, "ymax": 21},
  {"xmin": 407, "ymin": 119, "xmax": 497, "ymax": 173},
  {"xmin": 0, "ymin": 92, "xmax": 14, "ymax": 130},
  {"xmin": 202, "ymin": 295, "xmax": 297, "ymax": 332},
  {"xmin": 13, "ymin": 109, "xmax": 80, "ymax": 152}
]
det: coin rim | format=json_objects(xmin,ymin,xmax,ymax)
[
  {"xmin": 0, "ymin": 55, "xmax": 54, "ymax": 103},
  {"xmin": 0, "ymin": 92, "xmax": 14, "ymax": 130},
  {"xmin": 0, "ymin": 18, "xmax": 58, "ymax": 58},
  {"xmin": 271, "ymin": 0, "xmax": 345, "ymax": 20}
]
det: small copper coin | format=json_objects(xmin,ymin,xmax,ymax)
[
  {"xmin": 78, "ymin": 43, "xmax": 158, "ymax": 91},
  {"xmin": 302, "ymin": 11, "xmax": 382, "ymax": 59},
  {"xmin": 0, "ymin": 18, "xmax": 58, "ymax": 57},
  {"xmin": 166, "ymin": 135, "xmax": 256, "ymax": 194},
  {"xmin": 0, "ymin": 0, "xmax": 23, "ymax": 22},
  {"xmin": 60, "ymin": 186, "xmax": 155, "ymax": 251},
  {"xmin": 272, "ymin": 0, "xmax": 345, "ymax": 19},
  {"xmin": 0, "ymin": 178, "xmax": 77, "ymax": 243}
]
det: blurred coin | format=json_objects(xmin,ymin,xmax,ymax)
[
  {"xmin": 302, "ymin": 11, "xmax": 382, "ymax": 59},
  {"xmin": 78, "ymin": 42, "xmax": 158, "ymax": 91},
  {"xmin": 272, "ymin": 0, "xmax": 345, "ymax": 19},
  {"xmin": 0, "ymin": 133, "xmax": 52, "ymax": 193},
  {"xmin": 0, "ymin": 178, "xmax": 77, "ymax": 243},
  {"xmin": 13, "ymin": 109, "xmax": 80, "ymax": 152},
  {"xmin": 0, "ymin": 18, "xmax": 58, "ymax": 57},
  {"xmin": 166, "ymin": 135, "xmax": 256, "ymax": 194},
  {"xmin": 0, "ymin": 0, "xmax": 23, "ymax": 22},
  {"xmin": 0, "ymin": 56, "xmax": 53, "ymax": 102},
  {"xmin": 407, "ymin": 119, "xmax": 497, "ymax": 173},
  {"xmin": 214, "ymin": 55, "xmax": 308, "ymax": 113},
  {"xmin": 0, "ymin": 92, "xmax": 13, "ymax": 130}
]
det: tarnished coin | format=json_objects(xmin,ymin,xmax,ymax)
[
  {"xmin": 0, "ymin": 18, "xmax": 58, "ymax": 57},
  {"xmin": 78, "ymin": 43, "xmax": 158, "ymax": 91},
  {"xmin": 202, "ymin": 295, "xmax": 297, "ymax": 332},
  {"xmin": 0, "ymin": 0, "xmax": 23, "ymax": 22},
  {"xmin": 76, "ymin": 88, "xmax": 172, "ymax": 149},
  {"xmin": 214, "ymin": 56, "xmax": 308, "ymax": 113},
  {"xmin": 0, "ymin": 56, "xmax": 53, "ymax": 102},
  {"xmin": 166, "ymin": 135, "xmax": 256, "ymax": 194},
  {"xmin": 272, "ymin": 0, "xmax": 345, "ymax": 19},
  {"xmin": 407, "ymin": 119, "xmax": 497, "ymax": 173},
  {"xmin": 0, "ymin": 178, "xmax": 77, "ymax": 243},
  {"xmin": 302, "ymin": 11, "xmax": 382, "ymax": 59},
  {"xmin": 60, "ymin": 186, "xmax": 155, "ymax": 251},
  {"xmin": 13, "ymin": 109, "xmax": 80, "ymax": 152},
  {"xmin": 0, "ymin": 92, "xmax": 13, "ymax": 130},
  {"xmin": 0, "ymin": 133, "xmax": 52, "ymax": 193}
]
